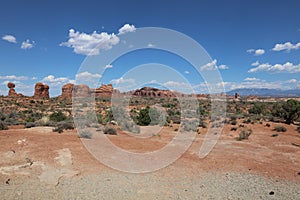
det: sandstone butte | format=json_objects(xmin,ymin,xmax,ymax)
[{"xmin": 34, "ymin": 82, "xmax": 50, "ymax": 99}]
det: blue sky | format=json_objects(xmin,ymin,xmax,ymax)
[{"xmin": 0, "ymin": 0, "xmax": 300, "ymax": 96}]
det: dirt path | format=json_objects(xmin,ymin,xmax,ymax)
[{"xmin": 0, "ymin": 123, "xmax": 299, "ymax": 199}]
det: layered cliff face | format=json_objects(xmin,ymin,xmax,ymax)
[
  {"xmin": 34, "ymin": 82, "xmax": 50, "ymax": 99},
  {"xmin": 7, "ymin": 82, "xmax": 23, "ymax": 97},
  {"xmin": 132, "ymin": 87, "xmax": 176, "ymax": 98},
  {"xmin": 61, "ymin": 83, "xmax": 118, "ymax": 98},
  {"xmin": 94, "ymin": 84, "xmax": 114, "ymax": 97}
]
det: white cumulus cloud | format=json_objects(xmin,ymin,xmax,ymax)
[
  {"xmin": 76, "ymin": 71, "xmax": 102, "ymax": 80},
  {"xmin": 21, "ymin": 39, "xmax": 34, "ymax": 49},
  {"xmin": 254, "ymin": 49, "xmax": 265, "ymax": 55},
  {"xmin": 2, "ymin": 35, "xmax": 17, "ymax": 43},
  {"xmin": 248, "ymin": 62, "xmax": 300, "ymax": 73},
  {"xmin": 200, "ymin": 59, "xmax": 229, "ymax": 71},
  {"xmin": 0, "ymin": 75, "xmax": 28, "ymax": 81},
  {"xmin": 251, "ymin": 61, "xmax": 260, "ymax": 66},
  {"xmin": 110, "ymin": 77, "xmax": 135, "ymax": 85},
  {"xmin": 42, "ymin": 75, "xmax": 70, "ymax": 83},
  {"xmin": 247, "ymin": 48, "xmax": 265, "ymax": 56},
  {"xmin": 60, "ymin": 29, "xmax": 120, "ymax": 56},
  {"xmin": 244, "ymin": 77, "xmax": 260, "ymax": 81},
  {"xmin": 272, "ymin": 42, "xmax": 300, "ymax": 52},
  {"xmin": 118, "ymin": 24, "xmax": 136, "ymax": 35}
]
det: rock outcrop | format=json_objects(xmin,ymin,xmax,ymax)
[
  {"xmin": 34, "ymin": 82, "xmax": 50, "ymax": 99},
  {"xmin": 61, "ymin": 83, "xmax": 74, "ymax": 98},
  {"xmin": 73, "ymin": 84, "xmax": 90, "ymax": 97},
  {"xmin": 94, "ymin": 84, "xmax": 113, "ymax": 97},
  {"xmin": 7, "ymin": 82, "xmax": 23, "ymax": 97},
  {"xmin": 61, "ymin": 83, "xmax": 119, "ymax": 98},
  {"xmin": 132, "ymin": 87, "xmax": 176, "ymax": 98}
]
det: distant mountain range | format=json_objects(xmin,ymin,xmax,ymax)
[{"xmin": 227, "ymin": 88, "xmax": 300, "ymax": 97}]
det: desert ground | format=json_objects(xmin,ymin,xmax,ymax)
[{"xmin": 0, "ymin": 120, "xmax": 299, "ymax": 199}]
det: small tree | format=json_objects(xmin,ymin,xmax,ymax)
[
  {"xmin": 248, "ymin": 103, "xmax": 265, "ymax": 115},
  {"xmin": 137, "ymin": 106, "xmax": 151, "ymax": 126},
  {"xmin": 272, "ymin": 99, "xmax": 300, "ymax": 124},
  {"xmin": 50, "ymin": 110, "xmax": 67, "ymax": 122}
]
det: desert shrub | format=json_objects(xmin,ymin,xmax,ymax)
[
  {"xmin": 248, "ymin": 103, "xmax": 265, "ymax": 115},
  {"xmin": 237, "ymin": 129, "xmax": 252, "ymax": 141},
  {"xmin": 243, "ymin": 118, "xmax": 252, "ymax": 124},
  {"xmin": 53, "ymin": 121, "xmax": 74, "ymax": 133},
  {"xmin": 199, "ymin": 121, "xmax": 207, "ymax": 128},
  {"xmin": 103, "ymin": 126, "xmax": 117, "ymax": 135},
  {"xmin": 266, "ymin": 123, "xmax": 271, "ymax": 127},
  {"xmin": 297, "ymin": 126, "xmax": 300, "ymax": 133},
  {"xmin": 174, "ymin": 128, "xmax": 178, "ymax": 131},
  {"xmin": 79, "ymin": 129, "xmax": 93, "ymax": 139},
  {"xmin": 231, "ymin": 127, "xmax": 237, "ymax": 131},
  {"xmin": 182, "ymin": 119, "xmax": 198, "ymax": 132},
  {"xmin": 49, "ymin": 110, "xmax": 67, "ymax": 122},
  {"xmin": 274, "ymin": 125, "xmax": 287, "ymax": 132},
  {"xmin": 231, "ymin": 120, "xmax": 237, "ymax": 125},
  {"xmin": 37, "ymin": 116, "xmax": 50, "ymax": 126},
  {"xmin": 0, "ymin": 121, "xmax": 8, "ymax": 130},
  {"xmin": 25, "ymin": 122, "xmax": 35, "ymax": 128},
  {"xmin": 118, "ymin": 119, "xmax": 140, "ymax": 134}
]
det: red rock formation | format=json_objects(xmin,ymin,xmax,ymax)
[
  {"xmin": 7, "ymin": 82, "xmax": 17, "ymax": 97},
  {"xmin": 94, "ymin": 84, "xmax": 113, "ymax": 97},
  {"xmin": 34, "ymin": 82, "xmax": 50, "ymax": 99},
  {"xmin": 133, "ymin": 87, "xmax": 176, "ymax": 98},
  {"xmin": 61, "ymin": 83, "xmax": 74, "ymax": 98},
  {"xmin": 73, "ymin": 84, "xmax": 90, "ymax": 97},
  {"xmin": 7, "ymin": 82, "xmax": 23, "ymax": 97}
]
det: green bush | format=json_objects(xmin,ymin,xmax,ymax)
[
  {"xmin": 272, "ymin": 99, "xmax": 300, "ymax": 124},
  {"xmin": 25, "ymin": 122, "xmax": 35, "ymax": 128},
  {"xmin": 103, "ymin": 126, "xmax": 117, "ymax": 135},
  {"xmin": 0, "ymin": 121, "xmax": 8, "ymax": 130},
  {"xmin": 50, "ymin": 110, "xmax": 67, "ymax": 122},
  {"xmin": 274, "ymin": 125, "xmax": 287, "ymax": 132},
  {"xmin": 79, "ymin": 129, "xmax": 93, "ymax": 139},
  {"xmin": 248, "ymin": 103, "xmax": 265, "ymax": 115}
]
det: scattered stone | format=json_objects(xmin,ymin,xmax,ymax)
[
  {"xmin": 25, "ymin": 158, "xmax": 33, "ymax": 166},
  {"xmin": 5, "ymin": 178, "xmax": 10, "ymax": 185}
]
